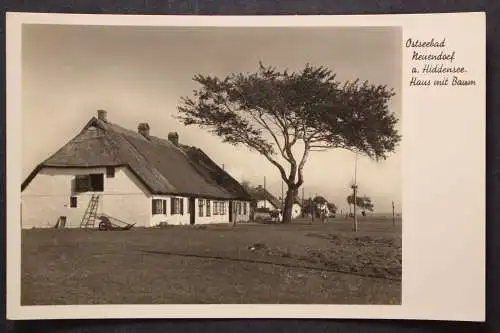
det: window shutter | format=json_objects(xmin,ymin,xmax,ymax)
[
  {"xmin": 180, "ymin": 198, "xmax": 184, "ymax": 215},
  {"xmin": 170, "ymin": 198, "xmax": 174, "ymax": 215},
  {"xmin": 152, "ymin": 199, "xmax": 156, "ymax": 215},
  {"xmin": 163, "ymin": 200, "xmax": 167, "ymax": 214}
]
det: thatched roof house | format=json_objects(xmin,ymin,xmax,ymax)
[
  {"xmin": 248, "ymin": 185, "xmax": 282, "ymax": 210},
  {"xmin": 21, "ymin": 110, "xmax": 251, "ymax": 229}
]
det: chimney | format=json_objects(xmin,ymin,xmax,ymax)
[
  {"xmin": 97, "ymin": 109, "xmax": 107, "ymax": 122},
  {"xmin": 168, "ymin": 132, "xmax": 179, "ymax": 146},
  {"xmin": 138, "ymin": 123, "xmax": 150, "ymax": 138}
]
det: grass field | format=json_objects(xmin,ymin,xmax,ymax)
[{"xmin": 21, "ymin": 217, "xmax": 402, "ymax": 305}]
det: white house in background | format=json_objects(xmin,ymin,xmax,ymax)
[
  {"xmin": 291, "ymin": 201, "xmax": 302, "ymax": 219},
  {"xmin": 249, "ymin": 185, "xmax": 302, "ymax": 219},
  {"xmin": 253, "ymin": 185, "xmax": 281, "ymax": 211},
  {"xmin": 21, "ymin": 110, "xmax": 252, "ymax": 229}
]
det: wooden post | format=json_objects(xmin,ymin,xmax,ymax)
[
  {"xmin": 232, "ymin": 201, "xmax": 237, "ymax": 227},
  {"xmin": 264, "ymin": 176, "xmax": 266, "ymax": 209},
  {"xmin": 281, "ymin": 180, "xmax": 284, "ymax": 211},
  {"xmin": 352, "ymin": 185, "xmax": 358, "ymax": 232},
  {"xmin": 301, "ymin": 187, "xmax": 305, "ymax": 217},
  {"xmin": 352, "ymin": 153, "xmax": 358, "ymax": 232},
  {"xmin": 310, "ymin": 193, "xmax": 314, "ymax": 223},
  {"xmin": 392, "ymin": 201, "xmax": 395, "ymax": 227}
]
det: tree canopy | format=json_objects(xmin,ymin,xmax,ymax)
[
  {"xmin": 178, "ymin": 62, "xmax": 399, "ymax": 223},
  {"xmin": 347, "ymin": 194, "xmax": 375, "ymax": 212},
  {"xmin": 327, "ymin": 202, "xmax": 338, "ymax": 214},
  {"xmin": 313, "ymin": 195, "xmax": 328, "ymax": 205}
]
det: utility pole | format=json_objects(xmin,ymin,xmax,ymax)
[
  {"xmin": 392, "ymin": 201, "xmax": 395, "ymax": 227},
  {"xmin": 310, "ymin": 192, "xmax": 314, "ymax": 223},
  {"xmin": 301, "ymin": 187, "xmax": 305, "ymax": 217},
  {"xmin": 281, "ymin": 180, "xmax": 284, "ymax": 211},
  {"xmin": 264, "ymin": 176, "xmax": 266, "ymax": 209},
  {"xmin": 352, "ymin": 153, "xmax": 359, "ymax": 232}
]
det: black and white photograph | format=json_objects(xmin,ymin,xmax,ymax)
[
  {"xmin": 20, "ymin": 23, "xmax": 402, "ymax": 306},
  {"xmin": 7, "ymin": 12, "xmax": 485, "ymax": 321}
]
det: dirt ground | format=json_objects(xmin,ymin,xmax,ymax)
[{"xmin": 21, "ymin": 217, "xmax": 402, "ymax": 305}]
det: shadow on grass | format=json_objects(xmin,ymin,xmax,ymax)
[{"xmin": 140, "ymin": 249, "xmax": 402, "ymax": 282}]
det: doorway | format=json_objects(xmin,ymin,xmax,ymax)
[
  {"xmin": 189, "ymin": 198, "xmax": 196, "ymax": 225},
  {"xmin": 228, "ymin": 200, "xmax": 233, "ymax": 223}
]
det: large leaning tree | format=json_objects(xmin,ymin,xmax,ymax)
[{"xmin": 177, "ymin": 62, "xmax": 401, "ymax": 223}]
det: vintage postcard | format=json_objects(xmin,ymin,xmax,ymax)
[{"xmin": 6, "ymin": 12, "xmax": 485, "ymax": 321}]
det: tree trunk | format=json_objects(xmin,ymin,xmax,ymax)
[{"xmin": 282, "ymin": 187, "xmax": 297, "ymax": 224}]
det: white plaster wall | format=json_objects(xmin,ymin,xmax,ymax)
[
  {"xmin": 22, "ymin": 166, "xmax": 252, "ymax": 228},
  {"xmin": 21, "ymin": 166, "xmax": 150, "ymax": 228},
  {"xmin": 150, "ymin": 195, "xmax": 191, "ymax": 226},
  {"xmin": 150, "ymin": 198, "xmax": 248, "ymax": 226},
  {"xmin": 292, "ymin": 203, "xmax": 302, "ymax": 219},
  {"xmin": 193, "ymin": 198, "xmax": 230, "ymax": 224},
  {"xmin": 233, "ymin": 200, "xmax": 251, "ymax": 223},
  {"xmin": 256, "ymin": 199, "xmax": 277, "ymax": 210}
]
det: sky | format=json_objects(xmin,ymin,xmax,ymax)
[{"xmin": 22, "ymin": 24, "xmax": 402, "ymax": 213}]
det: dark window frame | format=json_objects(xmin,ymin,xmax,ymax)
[
  {"xmin": 74, "ymin": 173, "xmax": 104, "ymax": 192},
  {"xmin": 70, "ymin": 196, "xmax": 77, "ymax": 208},
  {"xmin": 198, "ymin": 199, "xmax": 204, "ymax": 217},
  {"xmin": 152, "ymin": 199, "xmax": 167, "ymax": 215},
  {"xmin": 170, "ymin": 197, "xmax": 184, "ymax": 215},
  {"xmin": 106, "ymin": 166, "xmax": 115, "ymax": 178},
  {"xmin": 213, "ymin": 201, "xmax": 218, "ymax": 215},
  {"xmin": 206, "ymin": 200, "xmax": 211, "ymax": 217}
]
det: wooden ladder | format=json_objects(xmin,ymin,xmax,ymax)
[{"xmin": 80, "ymin": 194, "xmax": 100, "ymax": 228}]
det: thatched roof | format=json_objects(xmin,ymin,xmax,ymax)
[
  {"xmin": 22, "ymin": 114, "xmax": 251, "ymax": 201},
  {"xmin": 248, "ymin": 185, "xmax": 282, "ymax": 209}
]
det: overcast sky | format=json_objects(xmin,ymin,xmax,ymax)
[{"xmin": 22, "ymin": 24, "xmax": 402, "ymax": 213}]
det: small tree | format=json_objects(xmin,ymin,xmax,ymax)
[
  {"xmin": 360, "ymin": 195, "xmax": 374, "ymax": 214},
  {"xmin": 327, "ymin": 202, "xmax": 337, "ymax": 215},
  {"xmin": 178, "ymin": 62, "xmax": 400, "ymax": 223},
  {"xmin": 347, "ymin": 194, "xmax": 366, "ymax": 215}
]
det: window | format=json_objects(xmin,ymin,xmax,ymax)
[
  {"xmin": 90, "ymin": 174, "xmax": 104, "ymax": 191},
  {"xmin": 213, "ymin": 201, "xmax": 219, "ymax": 215},
  {"xmin": 74, "ymin": 173, "xmax": 104, "ymax": 192},
  {"xmin": 243, "ymin": 202, "xmax": 247, "ymax": 215},
  {"xmin": 106, "ymin": 166, "xmax": 115, "ymax": 178},
  {"xmin": 220, "ymin": 201, "xmax": 226, "ymax": 215},
  {"xmin": 237, "ymin": 202, "xmax": 242, "ymax": 214},
  {"xmin": 152, "ymin": 199, "xmax": 167, "ymax": 215},
  {"xmin": 170, "ymin": 197, "xmax": 184, "ymax": 215},
  {"xmin": 70, "ymin": 196, "xmax": 77, "ymax": 208},
  {"xmin": 198, "ymin": 199, "xmax": 204, "ymax": 217},
  {"xmin": 74, "ymin": 175, "xmax": 90, "ymax": 192},
  {"xmin": 206, "ymin": 200, "xmax": 211, "ymax": 217}
]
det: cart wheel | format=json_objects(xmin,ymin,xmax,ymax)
[{"xmin": 98, "ymin": 221, "xmax": 108, "ymax": 231}]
